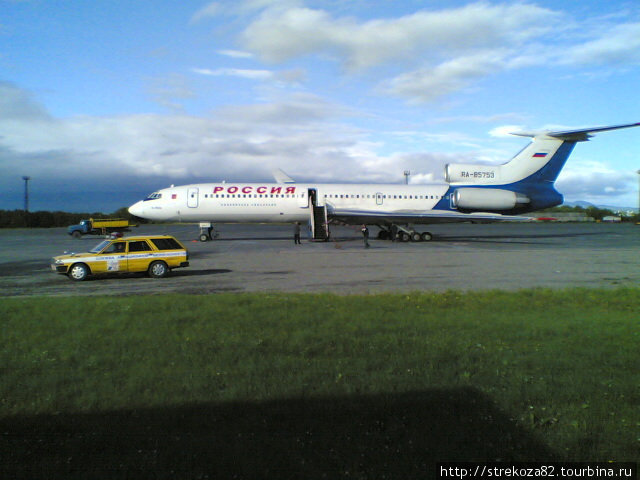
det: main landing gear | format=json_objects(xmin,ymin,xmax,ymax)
[{"xmin": 376, "ymin": 225, "xmax": 433, "ymax": 242}]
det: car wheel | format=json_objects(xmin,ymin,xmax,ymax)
[
  {"xmin": 148, "ymin": 261, "xmax": 169, "ymax": 278},
  {"xmin": 72, "ymin": 231, "xmax": 82, "ymax": 239},
  {"xmin": 69, "ymin": 263, "xmax": 89, "ymax": 281}
]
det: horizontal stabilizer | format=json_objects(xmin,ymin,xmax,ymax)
[{"xmin": 512, "ymin": 121, "xmax": 640, "ymax": 141}]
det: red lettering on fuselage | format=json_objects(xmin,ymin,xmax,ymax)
[{"xmin": 210, "ymin": 185, "xmax": 297, "ymax": 195}]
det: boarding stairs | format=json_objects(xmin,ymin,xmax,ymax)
[{"xmin": 310, "ymin": 204, "xmax": 329, "ymax": 240}]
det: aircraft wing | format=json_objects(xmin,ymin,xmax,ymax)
[
  {"xmin": 272, "ymin": 169, "xmax": 295, "ymax": 183},
  {"xmin": 327, "ymin": 206, "xmax": 531, "ymax": 225}
]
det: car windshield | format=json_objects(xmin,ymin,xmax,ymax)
[{"xmin": 90, "ymin": 240, "xmax": 111, "ymax": 253}]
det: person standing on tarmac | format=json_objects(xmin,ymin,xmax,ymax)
[
  {"xmin": 361, "ymin": 224, "xmax": 370, "ymax": 248},
  {"xmin": 293, "ymin": 222, "xmax": 301, "ymax": 244},
  {"xmin": 390, "ymin": 224, "xmax": 398, "ymax": 242}
]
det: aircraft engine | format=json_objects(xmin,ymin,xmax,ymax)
[
  {"xmin": 445, "ymin": 164, "xmax": 501, "ymax": 184},
  {"xmin": 452, "ymin": 188, "xmax": 530, "ymax": 211}
]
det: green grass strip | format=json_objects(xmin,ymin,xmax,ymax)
[{"xmin": 1, "ymin": 288, "xmax": 638, "ymax": 462}]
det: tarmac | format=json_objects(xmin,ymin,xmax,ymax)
[{"xmin": 1, "ymin": 222, "xmax": 639, "ymax": 297}]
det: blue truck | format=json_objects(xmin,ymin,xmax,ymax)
[{"xmin": 67, "ymin": 218, "xmax": 134, "ymax": 238}]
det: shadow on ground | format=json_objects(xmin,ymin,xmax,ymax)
[
  {"xmin": 435, "ymin": 231, "xmax": 609, "ymax": 245},
  {"xmin": 1, "ymin": 387, "xmax": 557, "ymax": 479},
  {"xmin": 172, "ymin": 268, "xmax": 232, "ymax": 277}
]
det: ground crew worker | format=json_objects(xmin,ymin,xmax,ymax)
[
  {"xmin": 361, "ymin": 224, "xmax": 370, "ymax": 248},
  {"xmin": 293, "ymin": 222, "xmax": 301, "ymax": 244},
  {"xmin": 390, "ymin": 224, "xmax": 398, "ymax": 242}
]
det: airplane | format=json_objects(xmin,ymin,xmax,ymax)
[{"xmin": 128, "ymin": 122, "xmax": 640, "ymax": 242}]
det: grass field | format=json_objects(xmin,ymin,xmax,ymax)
[{"xmin": 1, "ymin": 289, "xmax": 638, "ymax": 478}]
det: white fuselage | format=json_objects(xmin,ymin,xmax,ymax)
[
  {"xmin": 128, "ymin": 182, "xmax": 452, "ymax": 223},
  {"xmin": 128, "ymin": 122, "xmax": 640, "ymax": 229}
]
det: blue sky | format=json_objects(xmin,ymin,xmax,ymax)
[{"xmin": 1, "ymin": 0, "xmax": 639, "ymax": 212}]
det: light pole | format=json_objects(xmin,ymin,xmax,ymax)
[
  {"xmin": 404, "ymin": 170, "xmax": 410, "ymax": 185},
  {"xmin": 637, "ymin": 170, "xmax": 640, "ymax": 220},
  {"xmin": 22, "ymin": 176, "xmax": 31, "ymax": 212}
]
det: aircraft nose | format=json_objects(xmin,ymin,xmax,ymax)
[{"xmin": 128, "ymin": 201, "xmax": 145, "ymax": 218}]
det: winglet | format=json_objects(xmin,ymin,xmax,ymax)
[{"xmin": 272, "ymin": 169, "xmax": 295, "ymax": 183}]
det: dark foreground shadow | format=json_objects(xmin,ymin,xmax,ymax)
[
  {"xmin": 195, "ymin": 235, "xmax": 362, "ymax": 243},
  {"xmin": 208, "ymin": 236, "xmax": 292, "ymax": 242},
  {"xmin": 434, "ymin": 231, "xmax": 608, "ymax": 245},
  {"xmin": 172, "ymin": 268, "xmax": 232, "ymax": 277},
  {"xmin": 1, "ymin": 388, "xmax": 557, "ymax": 479},
  {"xmin": 58, "ymin": 269, "xmax": 233, "ymax": 283}
]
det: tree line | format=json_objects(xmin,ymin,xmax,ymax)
[
  {"xmin": 0, "ymin": 208, "xmax": 144, "ymax": 228},
  {"xmin": 1, "ymin": 205, "xmax": 637, "ymax": 228},
  {"xmin": 539, "ymin": 205, "xmax": 639, "ymax": 222}
]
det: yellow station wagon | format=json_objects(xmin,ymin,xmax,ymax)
[{"xmin": 51, "ymin": 235, "xmax": 189, "ymax": 281}]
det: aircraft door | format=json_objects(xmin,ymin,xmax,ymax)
[
  {"xmin": 307, "ymin": 188, "xmax": 317, "ymax": 207},
  {"xmin": 297, "ymin": 189, "xmax": 309, "ymax": 208},
  {"xmin": 187, "ymin": 187, "xmax": 199, "ymax": 208},
  {"xmin": 376, "ymin": 192, "xmax": 384, "ymax": 205}
]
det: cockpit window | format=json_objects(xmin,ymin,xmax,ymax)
[{"xmin": 144, "ymin": 192, "xmax": 162, "ymax": 201}]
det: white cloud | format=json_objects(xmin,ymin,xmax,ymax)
[
  {"xmin": 556, "ymin": 160, "xmax": 635, "ymax": 201},
  {"xmin": 238, "ymin": 0, "xmax": 302, "ymax": 15},
  {"xmin": 0, "ymin": 83, "xmax": 465, "ymax": 203},
  {"xmin": 1, "ymin": 82, "xmax": 636, "ymax": 210},
  {"xmin": 359, "ymin": 151, "xmax": 469, "ymax": 184},
  {"xmin": 217, "ymin": 49, "xmax": 254, "ymax": 59},
  {"xmin": 190, "ymin": 2, "xmax": 222, "ymax": 23},
  {"xmin": 241, "ymin": 3, "xmax": 559, "ymax": 70},
  {"xmin": 383, "ymin": 51, "xmax": 508, "ymax": 103},
  {"xmin": 192, "ymin": 67, "xmax": 275, "ymax": 80},
  {"xmin": 228, "ymin": 1, "xmax": 639, "ymax": 104},
  {"xmin": 0, "ymin": 81, "xmax": 51, "ymax": 121},
  {"xmin": 192, "ymin": 66, "xmax": 306, "ymax": 85},
  {"xmin": 488, "ymin": 125, "xmax": 526, "ymax": 138},
  {"xmin": 232, "ymin": 2, "xmax": 567, "ymax": 104},
  {"xmin": 191, "ymin": 0, "xmax": 301, "ymax": 22},
  {"xmin": 561, "ymin": 22, "xmax": 640, "ymax": 66},
  {"xmin": 146, "ymin": 74, "xmax": 195, "ymax": 112},
  {"xmin": 0, "ymin": 86, "xmax": 378, "ymax": 186},
  {"xmin": 184, "ymin": 1, "xmax": 640, "ymax": 110}
]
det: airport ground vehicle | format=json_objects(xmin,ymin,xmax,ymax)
[
  {"xmin": 67, "ymin": 218, "xmax": 135, "ymax": 238},
  {"xmin": 51, "ymin": 235, "xmax": 189, "ymax": 281}
]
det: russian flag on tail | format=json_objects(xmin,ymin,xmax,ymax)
[{"xmin": 533, "ymin": 152, "xmax": 548, "ymax": 158}]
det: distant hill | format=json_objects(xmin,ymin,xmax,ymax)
[{"xmin": 563, "ymin": 201, "xmax": 638, "ymax": 213}]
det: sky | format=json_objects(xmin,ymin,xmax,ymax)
[{"xmin": 1, "ymin": 0, "xmax": 639, "ymax": 213}]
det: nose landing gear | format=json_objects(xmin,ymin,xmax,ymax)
[{"xmin": 198, "ymin": 222, "xmax": 219, "ymax": 242}]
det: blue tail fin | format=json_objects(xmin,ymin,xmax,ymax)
[
  {"xmin": 446, "ymin": 122, "xmax": 640, "ymax": 187},
  {"xmin": 446, "ymin": 122, "xmax": 639, "ymax": 213}
]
